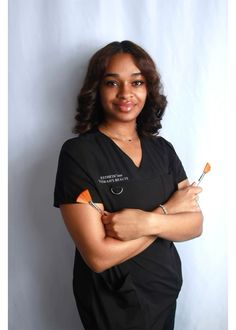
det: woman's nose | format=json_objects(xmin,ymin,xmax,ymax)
[{"xmin": 117, "ymin": 83, "xmax": 133, "ymax": 99}]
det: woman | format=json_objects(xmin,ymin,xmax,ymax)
[{"xmin": 54, "ymin": 40, "xmax": 203, "ymax": 330}]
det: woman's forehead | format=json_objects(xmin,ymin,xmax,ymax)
[{"xmin": 104, "ymin": 53, "xmax": 142, "ymax": 76}]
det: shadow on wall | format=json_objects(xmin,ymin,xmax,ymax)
[
  {"xmin": 9, "ymin": 146, "xmax": 84, "ymax": 330},
  {"xmin": 29, "ymin": 148, "xmax": 85, "ymax": 330},
  {"xmin": 8, "ymin": 45, "xmax": 100, "ymax": 330},
  {"xmin": 25, "ymin": 51, "xmax": 91, "ymax": 329}
]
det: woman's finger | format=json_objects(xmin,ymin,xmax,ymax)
[
  {"xmin": 105, "ymin": 229, "xmax": 116, "ymax": 238},
  {"xmin": 104, "ymin": 224, "xmax": 112, "ymax": 230},
  {"xmin": 102, "ymin": 216, "xmax": 110, "ymax": 224}
]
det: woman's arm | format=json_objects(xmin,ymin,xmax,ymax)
[
  {"xmin": 60, "ymin": 203, "xmax": 156, "ymax": 273},
  {"xmin": 102, "ymin": 209, "xmax": 203, "ymax": 242},
  {"xmin": 101, "ymin": 179, "xmax": 204, "ymax": 242},
  {"xmin": 153, "ymin": 179, "xmax": 201, "ymax": 215},
  {"xmin": 146, "ymin": 211, "xmax": 203, "ymax": 241}
]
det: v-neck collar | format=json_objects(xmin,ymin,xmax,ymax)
[{"xmin": 96, "ymin": 128, "xmax": 144, "ymax": 170}]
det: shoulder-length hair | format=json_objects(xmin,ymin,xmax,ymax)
[{"xmin": 73, "ymin": 40, "xmax": 167, "ymax": 136}]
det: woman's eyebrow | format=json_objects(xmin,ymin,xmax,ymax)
[{"xmin": 103, "ymin": 72, "xmax": 142, "ymax": 78}]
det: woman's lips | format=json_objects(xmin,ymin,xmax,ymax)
[{"xmin": 114, "ymin": 102, "xmax": 135, "ymax": 112}]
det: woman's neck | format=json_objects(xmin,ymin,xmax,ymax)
[{"xmin": 99, "ymin": 121, "xmax": 138, "ymax": 142}]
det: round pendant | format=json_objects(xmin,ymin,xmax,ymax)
[{"xmin": 110, "ymin": 186, "xmax": 124, "ymax": 195}]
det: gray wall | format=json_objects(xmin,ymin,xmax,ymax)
[{"xmin": 9, "ymin": 0, "xmax": 227, "ymax": 329}]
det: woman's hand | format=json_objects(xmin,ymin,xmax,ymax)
[
  {"xmin": 101, "ymin": 209, "xmax": 149, "ymax": 241},
  {"xmin": 164, "ymin": 183, "xmax": 202, "ymax": 214}
]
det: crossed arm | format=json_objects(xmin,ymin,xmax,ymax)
[{"xmin": 60, "ymin": 179, "xmax": 203, "ymax": 273}]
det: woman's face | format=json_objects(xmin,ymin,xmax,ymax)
[{"xmin": 99, "ymin": 53, "xmax": 147, "ymax": 124}]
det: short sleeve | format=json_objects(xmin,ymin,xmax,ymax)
[
  {"xmin": 165, "ymin": 140, "xmax": 187, "ymax": 184},
  {"xmin": 156, "ymin": 137, "xmax": 187, "ymax": 185},
  {"xmin": 53, "ymin": 140, "xmax": 102, "ymax": 208}
]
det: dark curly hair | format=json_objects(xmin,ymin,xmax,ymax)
[{"xmin": 73, "ymin": 40, "xmax": 167, "ymax": 136}]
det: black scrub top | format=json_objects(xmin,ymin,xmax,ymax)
[{"xmin": 54, "ymin": 127, "xmax": 187, "ymax": 330}]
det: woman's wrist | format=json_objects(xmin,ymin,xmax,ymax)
[
  {"xmin": 159, "ymin": 204, "xmax": 168, "ymax": 215},
  {"xmin": 138, "ymin": 210, "xmax": 155, "ymax": 237},
  {"xmin": 146, "ymin": 212, "xmax": 163, "ymax": 236},
  {"xmin": 153, "ymin": 205, "xmax": 168, "ymax": 215}
]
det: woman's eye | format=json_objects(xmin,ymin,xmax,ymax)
[
  {"xmin": 104, "ymin": 80, "xmax": 119, "ymax": 87},
  {"xmin": 132, "ymin": 80, "xmax": 145, "ymax": 87}
]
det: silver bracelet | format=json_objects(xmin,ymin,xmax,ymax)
[{"xmin": 159, "ymin": 204, "xmax": 168, "ymax": 215}]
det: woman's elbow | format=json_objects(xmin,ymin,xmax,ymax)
[
  {"xmin": 76, "ymin": 240, "xmax": 113, "ymax": 273},
  {"xmin": 83, "ymin": 254, "xmax": 109, "ymax": 273},
  {"xmin": 193, "ymin": 212, "xmax": 204, "ymax": 238},
  {"xmin": 88, "ymin": 261, "xmax": 107, "ymax": 273},
  {"xmin": 194, "ymin": 224, "xmax": 203, "ymax": 238}
]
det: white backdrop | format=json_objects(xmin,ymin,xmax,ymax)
[{"xmin": 9, "ymin": 0, "xmax": 227, "ymax": 329}]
